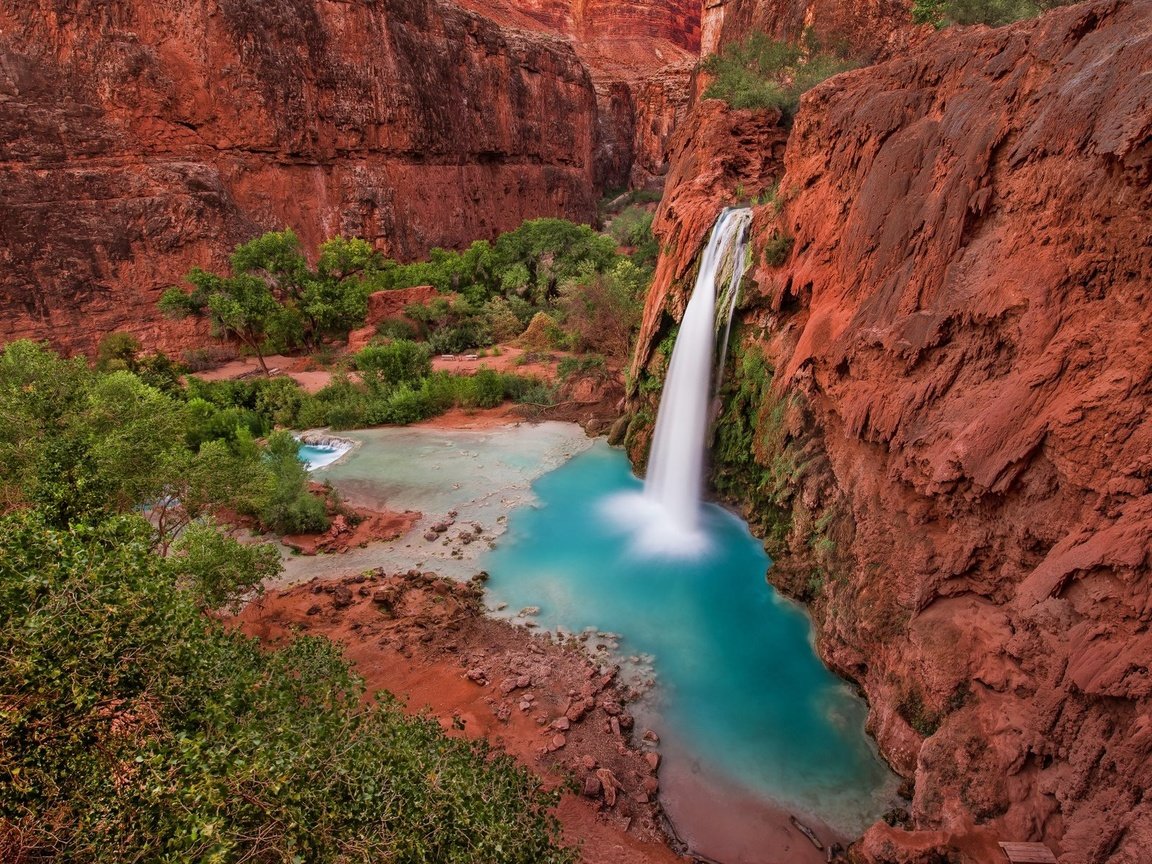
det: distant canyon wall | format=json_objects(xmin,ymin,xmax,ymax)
[
  {"xmin": 0, "ymin": 0, "xmax": 694, "ymax": 355},
  {"xmin": 630, "ymin": 2, "xmax": 1152, "ymax": 862}
]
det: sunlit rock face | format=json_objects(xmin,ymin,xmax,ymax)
[
  {"xmin": 631, "ymin": 1, "xmax": 1152, "ymax": 861},
  {"xmin": 1, "ymin": 0, "xmax": 664, "ymax": 355}
]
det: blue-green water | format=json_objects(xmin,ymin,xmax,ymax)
[
  {"xmin": 297, "ymin": 443, "xmax": 349, "ymax": 471},
  {"xmin": 482, "ymin": 442, "xmax": 895, "ymax": 844}
]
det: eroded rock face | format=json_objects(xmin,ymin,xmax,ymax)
[
  {"xmin": 632, "ymin": 2, "xmax": 1152, "ymax": 861},
  {"xmin": 701, "ymin": 0, "xmax": 918, "ymax": 60},
  {"xmin": 0, "ymin": 0, "xmax": 605, "ymax": 355}
]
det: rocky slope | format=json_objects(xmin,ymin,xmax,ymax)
[
  {"xmin": 0, "ymin": 0, "xmax": 693, "ymax": 356},
  {"xmin": 629, "ymin": 2, "xmax": 1152, "ymax": 861}
]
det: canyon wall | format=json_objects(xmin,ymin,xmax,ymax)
[
  {"xmin": 630, "ymin": 1, "xmax": 1152, "ymax": 861},
  {"xmin": 0, "ymin": 0, "xmax": 694, "ymax": 356},
  {"xmin": 701, "ymin": 0, "xmax": 916, "ymax": 58}
]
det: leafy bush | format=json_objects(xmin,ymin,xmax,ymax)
[
  {"xmin": 0, "ymin": 511, "xmax": 576, "ymax": 863},
  {"xmin": 912, "ymin": 0, "xmax": 1073, "ymax": 27},
  {"xmin": 702, "ymin": 33, "xmax": 856, "ymax": 117},
  {"xmin": 557, "ymin": 260, "xmax": 647, "ymax": 361},
  {"xmin": 356, "ymin": 340, "xmax": 432, "ymax": 390},
  {"xmin": 607, "ymin": 205, "xmax": 659, "ymax": 267},
  {"xmin": 259, "ymin": 431, "xmax": 329, "ymax": 534},
  {"xmin": 763, "ymin": 233, "xmax": 795, "ymax": 267}
]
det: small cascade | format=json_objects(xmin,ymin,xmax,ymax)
[{"xmin": 607, "ymin": 208, "xmax": 752, "ymax": 556}]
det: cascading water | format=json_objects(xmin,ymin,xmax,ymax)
[{"xmin": 606, "ymin": 208, "xmax": 752, "ymax": 555}]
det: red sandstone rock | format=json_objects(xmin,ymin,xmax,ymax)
[
  {"xmin": 632, "ymin": 2, "xmax": 1152, "ymax": 861},
  {"xmin": 0, "ymin": 0, "xmax": 604, "ymax": 356}
]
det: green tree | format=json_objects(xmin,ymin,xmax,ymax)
[
  {"xmin": 260, "ymin": 431, "xmax": 329, "ymax": 534},
  {"xmin": 356, "ymin": 340, "xmax": 433, "ymax": 392},
  {"xmin": 162, "ymin": 269, "xmax": 279, "ymax": 375},
  {"xmin": 162, "ymin": 231, "xmax": 377, "ymax": 364},
  {"xmin": 94, "ymin": 331, "xmax": 142, "ymax": 371},
  {"xmin": 0, "ymin": 510, "xmax": 576, "ymax": 863}
]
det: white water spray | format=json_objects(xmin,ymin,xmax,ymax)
[{"xmin": 605, "ymin": 208, "xmax": 752, "ymax": 556}]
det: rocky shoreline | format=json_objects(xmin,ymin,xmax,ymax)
[{"xmin": 234, "ymin": 567, "xmax": 685, "ymax": 863}]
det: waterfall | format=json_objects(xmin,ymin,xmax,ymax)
[{"xmin": 605, "ymin": 208, "xmax": 752, "ymax": 556}]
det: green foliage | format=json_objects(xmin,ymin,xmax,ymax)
[
  {"xmin": 710, "ymin": 341, "xmax": 795, "ymax": 549},
  {"xmin": 0, "ymin": 510, "xmax": 576, "ymax": 863},
  {"xmin": 607, "ymin": 205, "xmax": 659, "ymax": 268},
  {"xmin": 912, "ymin": 0, "xmax": 1072, "ymax": 27},
  {"xmin": 0, "ymin": 341, "xmax": 320, "ymax": 542},
  {"xmin": 556, "ymin": 260, "xmax": 647, "ymax": 360},
  {"xmin": 763, "ymin": 233, "xmax": 795, "ymax": 267},
  {"xmin": 702, "ymin": 32, "xmax": 857, "ymax": 118},
  {"xmin": 375, "ymin": 218, "xmax": 639, "ymax": 355},
  {"xmin": 162, "ymin": 230, "xmax": 379, "ymax": 365},
  {"xmin": 356, "ymin": 340, "xmax": 433, "ymax": 391},
  {"xmin": 260, "ymin": 431, "xmax": 329, "ymax": 534},
  {"xmin": 557, "ymin": 354, "xmax": 607, "ymax": 380},
  {"xmin": 168, "ymin": 520, "xmax": 279, "ymax": 610},
  {"xmin": 94, "ymin": 331, "xmax": 142, "ymax": 371}
]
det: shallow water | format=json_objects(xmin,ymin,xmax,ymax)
[
  {"xmin": 275, "ymin": 422, "xmax": 592, "ymax": 585},
  {"xmin": 482, "ymin": 441, "xmax": 897, "ymax": 844}
]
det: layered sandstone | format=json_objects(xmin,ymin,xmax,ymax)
[
  {"xmin": 631, "ymin": 2, "xmax": 1152, "ymax": 861},
  {"xmin": 701, "ymin": 0, "xmax": 918, "ymax": 60},
  {"xmin": 0, "ymin": 0, "xmax": 603, "ymax": 355},
  {"xmin": 453, "ymin": 0, "xmax": 702, "ymax": 188}
]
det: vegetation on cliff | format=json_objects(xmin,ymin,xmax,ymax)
[
  {"xmin": 701, "ymin": 33, "xmax": 856, "ymax": 117},
  {"xmin": 0, "ymin": 339, "xmax": 575, "ymax": 862},
  {"xmin": 912, "ymin": 0, "xmax": 1076, "ymax": 27}
]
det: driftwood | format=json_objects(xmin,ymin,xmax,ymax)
[{"xmin": 790, "ymin": 815, "xmax": 823, "ymax": 850}]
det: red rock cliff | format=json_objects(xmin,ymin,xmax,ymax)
[
  {"xmin": 0, "ymin": 0, "xmax": 609, "ymax": 355},
  {"xmin": 632, "ymin": 2, "xmax": 1152, "ymax": 861}
]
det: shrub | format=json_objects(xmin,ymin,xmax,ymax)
[
  {"xmin": 260, "ymin": 431, "xmax": 330, "ymax": 534},
  {"xmin": 0, "ymin": 510, "xmax": 577, "ymax": 863},
  {"xmin": 912, "ymin": 0, "xmax": 1073, "ymax": 27},
  {"xmin": 702, "ymin": 33, "xmax": 856, "ymax": 118},
  {"xmin": 518, "ymin": 312, "xmax": 564, "ymax": 351},
  {"xmin": 375, "ymin": 316, "xmax": 419, "ymax": 341},
  {"xmin": 355, "ymin": 340, "xmax": 432, "ymax": 391},
  {"xmin": 95, "ymin": 331, "xmax": 142, "ymax": 370},
  {"xmin": 763, "ymin": 233, "xmax": 795, "ymax": 267}
]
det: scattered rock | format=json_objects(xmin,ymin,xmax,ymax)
[
  {"xmin": 643, "ymin": 729, "xmax": 660, "ymax": 743},
  {"xmin": 644, "ymin": 752, "xmax": 660, "ymax": 772},
  {"xmin": 583, "ymin": 775, "xmax": 602, "ymax": 798},
  {"xmin": 306, "ymin": 604, "xmax": 322, "ymax": 616},
  {"xmin": 423, "ymin": 530, "xmax": 438, "ymax": 541},
  {"xmin": 549, "ymin": 734, "xmax": 567, "ymax": 751},
  {"xmin": 595, "ymin": 768, "xmax": 624, "ymax": 807},
  {"xmin": 551, "ymin": 717, "xmax": 571, "ymax": 731},
  {"xmin": 465, "ymin": 668, "xmax": 488, "ymax": 685},
  {"xmin": 331, "ymin": 585, "xmax": 353, "ymax": 609}
]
